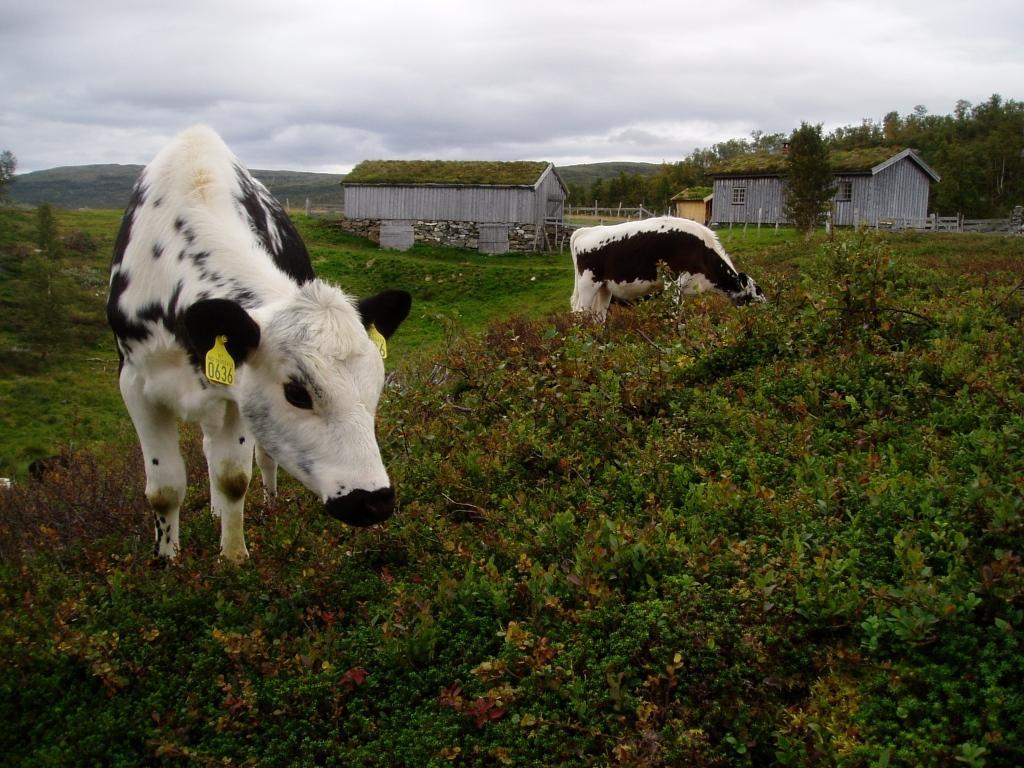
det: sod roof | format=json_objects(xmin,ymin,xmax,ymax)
[
  {"xmin": 344, "ymin": 160, "xmax": 553, "ymax": 186},
  {"xmin": 710, "ymin": 147, "xmax": 912, "ymax": 177},
  {"xmin": 670, "ymin": 186, "xmax": 713, "ymax": 201}
]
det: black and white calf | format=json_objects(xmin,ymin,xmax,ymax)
[
  {"xmin": 107, "ymin": 126, "xmax": 411, "ymax": 561},
  {"xmin": 570, "ymin": 216, "xmax": 765, "ymax": 321}
]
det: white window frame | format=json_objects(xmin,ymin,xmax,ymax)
[
  {"xmin": 836, "ymin": 180, "xmax": 853, "ymax": 202},
  {"xmin": 731, "ymin": 186, "xmax": 746, "ymax": 205}
]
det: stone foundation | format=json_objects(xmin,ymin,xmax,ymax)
[{"xmin": 333, "ymin": 217, "xmax": 566, "ymax": 253}]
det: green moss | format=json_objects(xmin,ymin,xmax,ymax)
[
  {"xmin": 344, "ymin": 159, "xmax": 553, "ymax": 186},
  {"xmin": 711, "ymin": 147, "xmax": 911, "ymax": 176},
  {"xmin": 670, "ymin": 186, "xmax": 713, "ymax": 201}
]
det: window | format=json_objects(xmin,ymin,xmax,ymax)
[
  {"xmin": 731, "ymin": 186, "xmax": 746, "ymax": 205},
  {"xmin": 836, "ymin": 180, "xmax": 853, "ymax": 202}
]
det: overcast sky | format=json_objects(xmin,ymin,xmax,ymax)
[{"xmin": 2, "ymin": 0, "xmax": 1022, "ymax": 174}]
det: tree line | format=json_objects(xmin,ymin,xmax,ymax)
[{"xmin": 565, "ymin": 95, "xmax": 1024, "ymax": 218}]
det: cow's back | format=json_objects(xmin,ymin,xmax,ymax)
[
  {"xmin": 107, "ymin": 126, "xmax": 313, "ymax": 364},
  {"xmin": 572, "ymin": 216, "xmax": 736, "ymax": 284}
]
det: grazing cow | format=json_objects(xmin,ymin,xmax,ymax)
[
  {"xmin": 570, "ymin": 216, "xmax": 765, "ymax": 321},
  {"xmin": 107, "ymin": 126, "xmax": 411, "ymax": 561}
]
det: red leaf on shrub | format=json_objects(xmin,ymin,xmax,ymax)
[
  {"xmin": 380, "ymin": 566, "xmax": 394, "ymax": 584},
  {"xmin": 468, "ymin": 698, "xmax": 507, "ymax": 729},
  {"xmin": 340, "ymin": 666, "xmax": 369, "ymax": 690}
]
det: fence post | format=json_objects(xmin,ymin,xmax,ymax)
[{"xmin": 305, "ymin": 198, "xmax": 311, "ymax": 216}]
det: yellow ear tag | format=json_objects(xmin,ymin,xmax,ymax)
[
  {"xmin": 368, "ymin": 324, "xmax": 388, "ymax": 360},
  {"xmin": 205, "ymin": 335, "xmax": 236, "ymax": 385}
]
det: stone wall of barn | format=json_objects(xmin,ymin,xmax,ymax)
[{"xmin": 334, "ymin": 217, "xmax": 552, "ymax": 253}]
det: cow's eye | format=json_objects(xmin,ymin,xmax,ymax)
[{"xmin": 283, "ymin": 381, "xmax": 314, "ymax": 410}]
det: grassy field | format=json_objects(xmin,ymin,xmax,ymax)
[
  {"xmin": 1, "ymin": 208, "xmax": 1023, "ymax": 766},
  {"xmin": 0, "ymin": 208, "xmax": 574, "ymax": 475}
]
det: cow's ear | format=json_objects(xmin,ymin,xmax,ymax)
[
  {"xmin": 181, "ymin": 299, "xmax": 261, "ymax": 366},
  {"xmin": 357, "ymin": 290, "xmax": 412, "ymax": 339}
]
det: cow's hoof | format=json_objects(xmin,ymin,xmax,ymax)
[{"xmin": 220, "ymin": 547, "xmax": 250, "ymax": 564}]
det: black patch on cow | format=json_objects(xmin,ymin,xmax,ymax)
[
  {"xmin": 107, "ymin": 271, "xmax": 151, "ymax": 346},
  {"xmin": 152, "ymin": 242, "xmax": 164, "ymax": 260},
  {"xmin": 239, "ymin": 437, "xmax": 246, "ymax": 445},
  {"xmin": 165, "ymin": 281, "xmax": 185, "ymax": 330},
  {"xmin": 181, "ymin": 298, "xmax": 261, "ymax": 369},
  {"xmin": 575, "ymin": 229, "xmax": 743, "ymax": 295},
  {"xmin": 110, "ymin": 179, "xmax": 147, "ymax": 269},
  {"xmin": 234, "ymin": 164, "xmax": 315, "ymax": 285},
  {"xmin": 152, "ymin": 458, "xmax": 159, "ymax": 466},
  {"xmin": 173, "ymin": 217, "xmax": 196, "ymax": 245},
  {"xmin": 356, "ymin": 290, "xmax": 413, "ymax": 338},
  {"xmin": 108, "ymin": 275, "xmax": 191, "ymax": 367}
]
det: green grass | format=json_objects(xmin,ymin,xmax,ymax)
[
  {"xmin": 0, "ymin": 209, "xmax": 574, "ymax": 474},
  {"xmin": 1, "ymin": 208, "xmax": 1022, "ymax": 766}
]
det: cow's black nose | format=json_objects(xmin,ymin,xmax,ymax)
[{"xmin": 325, "ymin": 487, "xmax": 395, "ymax": 527}]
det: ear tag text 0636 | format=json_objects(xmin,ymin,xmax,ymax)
[
  {"xmin": 206, "ymin": 335, "xmax": 236, "ymax": 385},
  {"xmin": 368, "ymin": 324, "xmax": 388, "ymax": 360}
]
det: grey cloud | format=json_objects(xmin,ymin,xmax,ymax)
[{"xmin": 2, "ymin": 0, "xmax": 1022, "ymax": 172}]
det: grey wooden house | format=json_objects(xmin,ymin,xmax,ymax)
[
  {"xmin": 342, "ymin": 160, "xmax": 567, "ymax": 253},
  {"xmin": 710, "ymin": 148, "xmax": 940, "ymax": 228}
]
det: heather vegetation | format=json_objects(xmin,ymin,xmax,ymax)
[{"xmin": 1, "ymin": 205, "xmax": 1022, "ymax": 766}]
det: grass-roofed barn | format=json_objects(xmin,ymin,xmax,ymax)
[
  {"xmin": 342, "ymin": 160, "xmax": 567, "ymax": 253},
  {"xmin": 710, "ymin": 147, "xmax": 940, "ymax": 228}
]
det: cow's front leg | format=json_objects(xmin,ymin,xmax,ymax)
[
  {"xmin": 255, "ymin": 443, "xmax": 277, "ymax": 499},
  {"xmin": 120, "ymin": 369, "xmax": 187, "ymax": 560},
  {"xmin": 572, "ymin": 271, "xmax": 611, "ymax": 322},
  {"xmin": 202, "ymin": 402, "xmax": 254, "ymax": 563}
]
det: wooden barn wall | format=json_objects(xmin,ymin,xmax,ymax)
[
  {"xmin": 711, "ymin": 177, "xmax": 786, "ymax": 225},
  {"xmin": 832, "ymin": 174, "xmax": 875, "ymax": 227},
  {"xmin": 873, "ymin": 159, "xmax": 931, "ymax": 222},
  {"xmin": 345, "ymin": 185, "xmax": 540, "ymax": 224},
  {"xmin": 674, "ymin": 200, "xmax": 709, "ymax": 224},
  {"xmin": 534, "ymin": 170, "xmax": 566, "ymax": 226},
  {"xmin": 713, "ymin": 158, "xmax": 933, "ymax": 227}
]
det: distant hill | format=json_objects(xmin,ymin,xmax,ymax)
[
  {"xmin": 7, "ymin": 161, "xmax": 659, "ymax": 210},
  {"xmin": 7, "ymin": 165, "xmax": 346, "ymax": 210},
  {"xmin": 555, "ymin": 162, "xmax": 660, "ymax": 188}
]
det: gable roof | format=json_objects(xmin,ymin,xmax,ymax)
[
  {"xmin": 710, "ymin": 147, "xmax": 940, "ymax": 181},
  {"xmin": 344, "ymin": 159, "xmax": 556, "ymax": 187}
]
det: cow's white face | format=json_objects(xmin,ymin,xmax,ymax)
[{"xmin": 183, "ymin": 280, "xmax": 411, "ymax": 526}]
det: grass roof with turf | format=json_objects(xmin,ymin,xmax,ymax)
[
  {"xmin": 711, "ymin": 147, "xmax": 910, "ymax": 177},
  {"xmin": 344, "ymin": 160, "xmax": 553, "ymax": 186}
]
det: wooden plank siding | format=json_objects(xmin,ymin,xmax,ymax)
[
  {"xmin": 873, "ymin": 159, "xmax": 932, "ymax": 223},
  {"xmin": 345, "ymin": 163, "xmax": 565, "ymax": 230},
  {"xmin": 711, "ymin": 177, "xmax": 786, "ymax": 225},
  {"xmin": 345, "ymin": 184, "xmax": 539, "ymax": 225},
  {"xmin": 711, "ymin": 153, "xmax": 938, "ymax": 228},
  {"xmin": 831, "ymin": 174, "xmax": 875, "ymax": 227}
]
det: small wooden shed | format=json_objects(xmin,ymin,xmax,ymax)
[
  {"xmin": 670, "ymin": 186, "xmax": 713, "ymax": 224},
  {"xmin": 342, "ymin": 160, "xmax": 567, "ymax": 253},
  {"xmin": 709, "ymin": 148, "xmax": 940, "ymax": 227}
]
